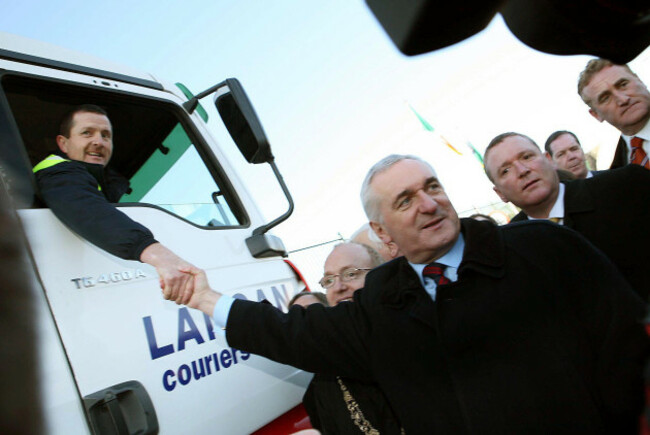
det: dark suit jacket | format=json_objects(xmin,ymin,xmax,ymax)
[
  {"xmin": 610, "ymin": 136, "xmax": 628, "ymax": 169},
  {"xmin": 511, "ymin": 165, "xmax": 650, "ymax": 300},
  {"xmin": 226, "ymin": 219, "xmax": 648, "ymax": 434},
  {"xmin": 303, "ymin": 374, "xmax": 403, "ymax": 434}
]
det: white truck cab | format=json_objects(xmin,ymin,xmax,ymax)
[{"xmin": 0, "ymin": 32, "xmax": 311, "ymax": 434}]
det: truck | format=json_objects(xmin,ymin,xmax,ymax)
[{"xmin": 0, "ymin": 31, "xmax": 312, "ymax": 434}]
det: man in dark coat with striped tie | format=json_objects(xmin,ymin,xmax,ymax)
[{"xmin": 173, "ymin": 154, "xmax": 648, "ymax": 435}]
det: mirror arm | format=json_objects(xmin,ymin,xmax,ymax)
[
  {"xmin": 182, "ymin": 80, "xmax": 227, "ymax": 114},
  {"xmin": 252, "ymin": 159, "xmax": 294, "ymax": 236}
]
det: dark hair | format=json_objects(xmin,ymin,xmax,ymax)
[
  {"xmin": 544, "ymin": 131, "xmax": 580, "ymax": 156},
  {"xmin": 59, "ymin": 104, "xmax": 108, "ymax": 137},
  {"xmin": 483, "ymin": 132, "xmax": 539, "ymax": 181},
  {"xmin": 288, "ymin": 291, "xmax": 329, "ymax": 308}
]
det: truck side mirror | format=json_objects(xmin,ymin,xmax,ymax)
[
  {"xmin": 182, "ymin": 78, "xmax": 294, "ymax": 258},
  {"xmin": 215, "ymin": 79, "xmax": 274, "ymax": 165}
]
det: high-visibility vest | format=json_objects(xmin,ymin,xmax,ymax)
[
  {"xmin": 32, "ymin": 154, "xmax": 69, "ymax": 173},
  {"xmin": 33, "ymin": 154, "xmax": 102, "ymax": 192}
]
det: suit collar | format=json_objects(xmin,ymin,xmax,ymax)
[
  {"xmin": 561, "ymin": 180, "xmax": 595, "ymax": 224},
  {"xmin": 457, "ymin": 218, "xmax": 505, "ymax": 279},
  {"xmin": 378, "ymin": 218, "xmax": 506, "ymax": 310},
  {"xmin": 510, "ymin": 180, "xmax": 594, "ymax": 227}
]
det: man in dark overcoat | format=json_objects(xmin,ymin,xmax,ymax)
[{"xmin": 172, "ymin": 154, "xmax": 648, "ymax": 435}]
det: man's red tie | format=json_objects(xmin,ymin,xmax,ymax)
[
  {"xmin": 423, "ymin": 263, "xmax": 450, "ymax": 286},
  {"xmin": 630, "ymin": 137, "xmax": 649, "ymax": 169}
]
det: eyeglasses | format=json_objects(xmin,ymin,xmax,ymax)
[{"xmin": 319, "ymin": 268, "xmax": 372, "ymax": 289}]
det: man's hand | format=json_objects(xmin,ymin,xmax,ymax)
[
  {"xmin": 185, "ymin": 268, "xmax": 221, "ymax": 315},
  {"xmin": 140, "ymin": 242, "xmax": 197, "ymax": 305}
]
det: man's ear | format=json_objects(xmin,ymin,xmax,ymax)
[
  {"xmin": 370, "ymin": 221, "xmax": 392, "ymax": 245},
  {"xmin": 589, "ymin": 108, "xmax": 604, "ymax": 123},
  {"xmin": 493, "ymin": 186, "xmax": 509, "ymax": 203},
  {"xmin": 56, "ymin": 135, "xmax": 68, "ymax": 154},
  {"xmin": 545, "ymin": 153, "xmax": 558, "ymax": 167},
  {"xmin": 387, "ymin": 242, "xmax": 400, "ymax": 258}
]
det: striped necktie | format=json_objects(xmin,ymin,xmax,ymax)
[
  {"xmin": 630, "ymin": 137, "xmax": 649, "ymax": 169},
  {"xmin": 423, "ymin": 262, "xmax": 450, "ymax": 286}
]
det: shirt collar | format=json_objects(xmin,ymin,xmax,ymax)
[
  {"xmin": 526, "ymin": 182, "xmax": 565, "ymax": 222},
  {"xmin": 621, "ymin": 118, "xmax": 650, "ymax": 147},
  {"xmin": 408, "ymin": 233, "xmax": 465, "ymax": 286}
]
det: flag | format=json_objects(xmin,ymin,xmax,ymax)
[
  {"xmin": 439, "ymin": 135, "xmax": 463, "ymax": 156},
  {"xmin": 408, "ymin": 105, "xmax": 463, "ymax": 155},
  {"xmin": 408, "ymin": 104, "xmax": 435, "ymax": 132},
  {"xmin": 466, "ymin": 141, "xmax": 484, "ymax": 167}
]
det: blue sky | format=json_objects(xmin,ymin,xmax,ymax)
[{"xmin": 2, "ymin": 1, "xmax": 649, "ymax": 260}]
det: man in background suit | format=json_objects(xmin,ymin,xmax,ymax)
[
  {"xmin": 578, "ymin": 59, "xmax": 650, "ymax": 169},
  {"xmin": 170, "ymin": 154, "xmax": 648, "ymax": 434},
  {"xmin": 484, "ymin": 132, "xmax": 650, "ymax": 301},
  {"xmin": 544, "ymin": 130, "xmax": 597, "ymax": 179}
]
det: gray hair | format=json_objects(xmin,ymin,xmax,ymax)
[
  {"xmin": 350, "ymin": 223, "xmax": 382, "ymax": 244},
  {"xmin": 360, "ymin": 154, "xmax": 437, "ymax": 222}
]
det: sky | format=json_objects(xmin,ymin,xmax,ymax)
[{"xmin": 2, "ymin": 0, "xmax": 649, "ymax": 286}]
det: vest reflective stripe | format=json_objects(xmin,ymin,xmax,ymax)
[
  {"xmin": 32, "ymin": 154, "xmax": 69, "ymax": 173},
  {"xmin": 33, "ymin": 154, "xmax": 102, "ymax": 192}
]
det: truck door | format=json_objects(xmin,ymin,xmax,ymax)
[{"xmin": 1, "ymin": 71, "xmax": 309, "ymax": 434}]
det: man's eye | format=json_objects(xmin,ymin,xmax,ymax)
[
  {"xmin": 500, "ymin": 167, "xmax": 509, "ymax": 176},
  {"xmin": 343, "ymin": 270, "xmax": 358, "ymax": 280},
  {"xmin": 599, "ymin": 95, "xmax": 610, "ymax": 104},
  {"xmin": 397, "ymin": 197, "xmax": 411, "ymax": 209},
  {"xmin": 426, "ymin": 183, "xmax": 440, "ymax": 192}
]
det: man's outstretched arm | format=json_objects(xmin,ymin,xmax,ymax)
[
  {"xmin": 36, "ymin": 160, "xmax": 200, "ymax": 301},
  {"xmin": 171, "ymin": 270, "xmax": 372, "ymax": 380}
]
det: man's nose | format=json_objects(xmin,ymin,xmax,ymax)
[
  {"xmin": 416, "ymin": 190, "xmax": 438, "ymax": 213},
  {"xmin": 613, "ymin": 89, "xmax": 630, "ymax": 106},
  {"xmin": 91, "ymin": 132, "xmax": 108, "ymax": 145},
  {"xmin": 330, "ymin": 277, "xmax": 347, "ymax": 293},
  {"xmin": 513, "ymin": 160, "xmax": 530, "ymax": 177}
]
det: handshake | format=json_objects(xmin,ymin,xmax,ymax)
[{"xmin": 160, "ymin": 266, "xmax": 221, "ymax": 317}]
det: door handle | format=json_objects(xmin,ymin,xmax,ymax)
[{"xmin": 84, "ymin": 380, "xmax": 158, "ymax": 434}]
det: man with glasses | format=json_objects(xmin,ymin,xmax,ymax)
[
  {"xmin": 300, "ymin": 242, "xmax": 402, "ymax": 434},
  {"xmin": 172, "ymin": 154, "xmax": 647, "ymax": 434},
  {"xmin": 319, "ymin": 242, "xmax": 382, "ymax": 306}
]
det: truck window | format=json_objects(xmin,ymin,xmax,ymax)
[
  {"xmin": 0, "ymin": 73, "xmax": 247, "ymax": 227},
  {"xmin": 119, "ymin": 123, "xmax": 239, "ymax": 227}
]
